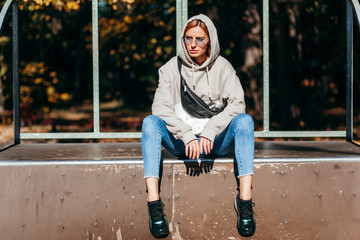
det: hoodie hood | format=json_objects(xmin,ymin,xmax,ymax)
[{"xmin": 178, "ymin": 14, "xmax": 220, "ymax": 69}]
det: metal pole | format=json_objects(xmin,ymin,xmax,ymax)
[
  {"xmin": 176, "ymin": 0, "xmax": 187, "ymax": 54},
  {"xmin": 346, "ymin": 0, "xmax": 354, "ymax": 142},
  {"xmin": 263, "ymin": 0, "xmax": 270, "ymax": 132},
  {"xmin": 92, "ymin": 0, "xmax": 100, "ymax": 133},
  {"xmin": 12, "ymin": 0, "xmax": 20, "ymax": 144}
]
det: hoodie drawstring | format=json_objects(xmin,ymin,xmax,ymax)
[
  {"xmin": 191, "ymin": 63, "xmax": 195, "ymax": 90},
  {"xmin": 191, "ymin": 63, "xmax": 213, "ymax": 102},
  {"xmin": 206, "ymin": 66, "xmax": 212, "ymax": 102}
]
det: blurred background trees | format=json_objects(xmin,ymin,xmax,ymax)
[{"xmin": 0, "ymin": 0, "xmax": 359, "ymax": 142}]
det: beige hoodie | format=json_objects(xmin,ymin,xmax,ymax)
[{"xmin": 152, "ymin": 14, "xmax": 246, "ymax": 144}]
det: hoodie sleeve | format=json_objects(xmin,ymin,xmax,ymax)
[
  {"xmin": 200, "ymin": 64, "xmax": 246, "ymax": 142},
  {"xmin": 152, "ymin": 62, "xmax": 197, "ymax": 145}
]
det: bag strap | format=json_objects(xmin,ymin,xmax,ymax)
[
  {"xmin": 177, "ymin": 57, "xmax": 194, "ymax": 92},
  {"xmin": 177, "ymin": 56, "xmax": 184, "ymax": 85},
  {"xmin": 177, "ymin": 56, "xmax": 181, "ymax": 74}
]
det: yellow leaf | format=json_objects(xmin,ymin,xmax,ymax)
[
  {"xmin": 124, "ymin": 15, "xmax": 131, "ymax": 24},
  {"xmin": 194, "ymin": 0, "xmax": 204, "ymax": 5},
  {"xmin": 34, "ymin": 0, "xmax": 43, "ymax": 5},
  {"xmin": 34, "ymin": 78, "xmax": 43, "ymax": 84},
  {"xmin": 48, "ymin": 96, "xmax": 56, "ymax": 103},
  {"xmin": 49, "ymin": 71, "xmax": 57, "ymax": 77},
  {"xmin": 0, "ymin": 65, "xmax": 8, "ymax": 77},
  {"xmin": 55, "ymin": 0, "xmax": 64, "ymax": 7},
  {"xmin": 60, "ymin": 93, "xmax": 71, "ymax": 101},
  {"xmin": 36, "ymin": 62, "xmax": 45, "ymax": 68},
  {"xmin": 133, "ymin": 53, "xmax": 141, "ymax": 61},
  {"xmin": 168, "ymin": 6, "xmax": 175, "ymax": 14},
  {"xmin": 66, "ymin": 1, "xmax": 80, "ymax": 11},
  {"xmin": 46, "ymin": 86, "xmax": 55, "ymax": 95},
  {"xmin": 155, "ymin": 46, "xmax": 162, "ymax": 55},
  {"xmin": 163, "ymin": 35, "xmax": 172, "ymax": 41},
  {"xmin": 41, "ymin": 106, "xmax": 50, "ymax": 113}
]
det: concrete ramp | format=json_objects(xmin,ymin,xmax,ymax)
[{"xmin": 0, "ymin": 141, "xmax": 360, "ymax": 239}]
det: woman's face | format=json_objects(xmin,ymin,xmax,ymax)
[{"xmin": 184, "ymin": 26, "xmax": 209, "ymax": 65}]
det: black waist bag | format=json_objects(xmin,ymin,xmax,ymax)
[{"xmin": 178, "ymin": 57, "xmax": 222, "ymax": 119}]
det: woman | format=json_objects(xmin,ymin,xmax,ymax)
[{"xmin": 142, "ymin": 14, "xmax": 255, "ymax": 238}]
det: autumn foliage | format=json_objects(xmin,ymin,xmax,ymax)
[{"xmin": 0, "ymin": 0, "xmax": 358, "ymax": 138}]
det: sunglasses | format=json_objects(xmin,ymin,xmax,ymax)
[{"xmin": 183, "ymin": 36, "xmax": 208, "ymax": 48}]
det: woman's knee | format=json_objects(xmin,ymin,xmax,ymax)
[
  {"xmin": 142, "ymin": 115, "xmax": 164, "ymax": 134},
  {"xmin": 232, "ymin": 113, "xmax": 254, "ymax": 131}
]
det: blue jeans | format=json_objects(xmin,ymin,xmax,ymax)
[{"xmin": 142, "ymin": 114, "xmax": 254, "ymax": 179}]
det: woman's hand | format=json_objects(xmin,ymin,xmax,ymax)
[
  {"xmin": 185, "ymin": 139, "xmax": 200, "ymax": 159},
  {"xmin": 185, "ymin": 137, "xmax": 214, "ymax": 159},
  {"xmin": 200, "ymin": 136, "xmax": 213, "ymax": 155}
]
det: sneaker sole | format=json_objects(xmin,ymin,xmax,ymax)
[{"xmin": 149, "ymin": 217, "xmax": 169, "ymax": 238}]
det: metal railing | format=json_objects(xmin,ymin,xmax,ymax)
[
  {"xmin": 0, "ymin": 0, "xmax": 358, "ymax": 143},
  {"xmin": 0, "ymin": 0, "xmax": 19, "ymax": 144},
  {"xmin": 347, "ymin": 0, "xmax": 360, "ymax": 142}
]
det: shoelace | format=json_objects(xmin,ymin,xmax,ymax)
[
  {"xmin": 240, "ymin": 202, "xmax": 256, "ymax": 220},
  {"xmin": 151, "ymin": 203, "xmax": 165, "ymax": 222}
]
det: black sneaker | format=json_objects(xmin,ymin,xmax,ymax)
[
  {"xmin": 234, "ymin": 194, "xmax": 256, "ymax": 237},
  {"xmin": 147, "ymin": 198, "xmax": 169, "ymax": 238}
]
